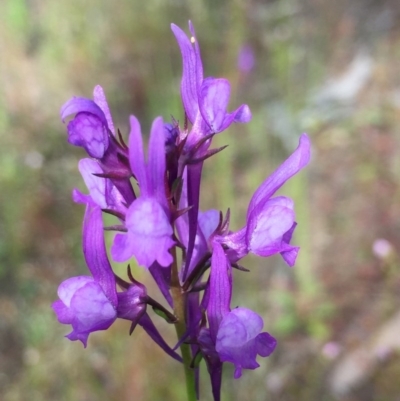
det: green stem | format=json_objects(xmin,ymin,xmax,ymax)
[{"xmin": 170, "ymin": 246, "xmax": 197, "ymax": 401}]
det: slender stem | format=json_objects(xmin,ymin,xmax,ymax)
[{"xmin": 170, "ymin": 246, "xmax": 197, "ymax": 401}]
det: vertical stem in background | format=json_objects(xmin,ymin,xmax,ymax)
[
  {"xmin": 287, "ymin": 171, "xmax": 330, "ymax": 339},
  {"xmin": 170, "ymin": 246, "xmax": 196, "ymax": 401}
]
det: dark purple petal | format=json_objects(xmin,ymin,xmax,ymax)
[
  {"xmin": 128, "ymin": 115, "xmax": 148, "ymax": 194},
  {"xmin": 280, "ymin": 222, "xmax": 299, "ymax": 267},
  {"xmin": 207, "ymin": 241, "xmax": 231, "ymax": 342},
  {"xmin": 171, "ymin": 22, "xmax": 203, "ymax": 123},
  {"xmin": 93, "ymin": 85, "xmax": 115, "ymax": 135},
  {"xmin": 67, "ymin": 112, "xmax": 109, "ymax": 158},
  {"xmin": 139, "ymin": 312, "xmax": 182, "ymax": 363},
  {"xmin": 215, "ymin": 308, "xmax": 276, "ymax": 378},
  {"xmin": 149, "ymin": 262, "xmax": 173, "ymax": 307},
  {"xmin": 247, "ymin": 134, "xmax": 311, "ymax": 216},
  {"xmin": 116, "ymin": 285, "xmax": 147, "ymax": 321},
  {"xmin": 83, "ymin": 204, "xmax": 117, "ymax": 307},
  {"xmin": 181, "ymin": 164, "xmax": 203, "ymax": 280},
  {"xmin": 198, "ymin": 328, "xmax": 223, "ymax": 401},
  {"xmin": 111, "ymin": 197, "xmax": 174, "ymax": 267},
  {"xmin": 148, "ymin": 117, "xmax": 168, "ymax": 207},
  {"xmin": 256, "ymin": 332, "xmax": 277, "ymax": 357}
]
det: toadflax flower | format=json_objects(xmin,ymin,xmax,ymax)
[
  {"xmin": 171, "ymin": 21, "xmax": 251, "ymax": 145},
  {"xmin": 56, "ymin": 19, "xmax": 311, "ymax": 401},
  {"xmin": 60, "ymin": 85, "xmax": 115, "ymax": 159},
  {"xmin": 52, "ymin": 203, "xmax": 121, "ymax": 346},
  {"xmin": 111, "ymin": 116, "xmax": 174, "ymax": 268},
  {"xmin": 221, "ymin": 133, "xmax": 311, "ymax": 267},
  {"xmin": 53, "ymin": 202, "xmax": 181, "ymax": 361},
  {"xmin": 199, "ymin": 241, "xmax": 276, "ymax": 401}
]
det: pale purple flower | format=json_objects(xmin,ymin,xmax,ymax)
[
  {"xmin": 60, "ymin": 85, "xmax": 115, "ymax": 158},
  {"xmin": 372, "ymin": 238, "xmax": 394, "ymax": 259},
  {"xmin": 221, "ymin": 133, "xmax": 311, "ymax": 266},
  {"xmin": 111, "ymin": 116, "xmax": 174, "ymax": 268},
  {"xmin": 52, "ymin": 204, "xmax": 119, "ymax": 346},
  {"xmin": 216, "ymin": 308, "xmax": 276, "ymax": 379},
  {"xmin": 53, "ymin": 276, "xmax": 117, "ymax": 346},
  {"xmin": 200, "ymin": 241, "xmax": 276, "ymax": 398},
  {"xmin": 237, "ymin": 44, "xmax": 255, "ymax": 73}
]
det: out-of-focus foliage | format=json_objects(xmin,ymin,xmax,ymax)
[{"xmin": 1, "ymin": 0, "xmax": 400, "ymax": 400}]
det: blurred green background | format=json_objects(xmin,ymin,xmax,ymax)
[{"xmin": 1, "ymin": 0, "xmax": 400, "ymax": 400}]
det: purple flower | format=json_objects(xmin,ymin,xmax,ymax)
[
  {"xmin": 221, "ymin": 133, "xmax": 311, "ymax": 266},
  {"xmin": 60, "ymin": 85, "xmax": 115, "ymax": 158},
  {"xmin": 216, "ymin": 307, "xmax": 276, "ymax": 379},
  {"xmin": 53, "ymin": 276, "xmax": 117, "ymax": 346},
  {"xmin": 52, "ymin": 204, "xmax": 119, "ymax": 346},
  {"xmin": 171, "ymin": 22, "xmax": 251, "ymax": 146},
  {"xmin": 111, "ymin": 116, "xmax": 174, "ymax": 268},
  {"xmin": 237, "ymin": 45, "xmax": 255, "ymax": 74},
  {"xmin": 200, "ymin": 241, "xmax": 276, "ymax": 398}
]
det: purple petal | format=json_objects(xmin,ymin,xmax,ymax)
[
  {"xmin": 53, "ymin": 276, "xmax": 117, "ymax": 347},
  {"xmin": 256, "ymin": 332, "xmax": 277, "ymax": 357},
  {"xmin": 93, "ymin": 85, "xmax": 115, "ymax": 135},
  {"xmin": 215, "ymin": 308, "xmax": 276, "ymax": 378},
  {"xmin": 198, "ymin": 328, "xmax": 223, "ymax": 401},
  {"xmin": 219, "ymin": 104, "xmax": 252, "ymax": 132},
  {"xmin": 198, "ymin": 209, "xmax": 220, "ymax": 240},
  {"xmin": 60, "ymin": 97, "xmax": 107, "ymax": 125},
  {"xmin": 82, "ymin": 204, "xmax": 117, "ymax": 307},
  {"xmin": 220, "ymin": 227, "xmax": 248, "ymax": 263},
  {"xmin": 246, "ymin": 202, "xmax": 295, "ymax": 257},
  {"xmin": 72, "ymin": 188, "xmax": 92, "ymax": 205},
  {"xmin": 78, "ymin": 159, "xmax": 108, "ymax": 208},
  {"xmin": 148, "ymin": 117, "xmax": 168, "ymax": 207},
  {"xmin": 171, "ymin": 22, "xmax": 203, "ymax": 123},
  {"xmin": 57, "ymin": 276, "xmax": 93, "ymax": 306},
  {"xmin": 198, "ymin": 78, "xmax": 230, "ymax": 132},
  {"xmin": 116, "ymin": 285, "xmax": 147, "ymax": 321},
  {"xmin": 67, "ymin": 112, "xmax": 109, "ymax": 158},
  {"xmin": 208, "ymin": 241, "xmax": 232, "ymax": 342},
  {"xmin": 78, "ymin": 158, "xmax": 125, "ymax": 212},
  {"xmin": 149, "ymin": 262, "xmax": 173, "ymax": 307},
  {"xmin": 281, "ymin": 246, "xmax": 299, "ymax": 267},
  {"xmin": 247, "ymin": 134, "xmax": 311, "ymax": 216},
  {"xmin": 128, "ymin": 115, "xmax": 148, "ymax": 194},
  {"xmin": 111, "ymin": 197, "xmax": 174, "ymax": 267},
  {"xmin": 52, "ymin": 300, "xmax": 74, "ymax": 324}
]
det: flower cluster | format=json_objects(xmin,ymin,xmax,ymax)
[{"xmin": 53, "ymin": 21, "xmax": 311, "ymax": 401}]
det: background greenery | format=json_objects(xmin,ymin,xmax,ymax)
[{"xmin": 1, "ymin": 0, "xmax": 400, "ymax": 400}]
